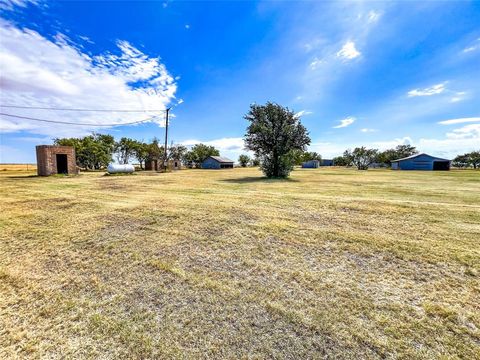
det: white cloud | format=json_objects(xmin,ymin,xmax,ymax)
[
  {"xmin": 438, "ymin": 117, "xmax": 480, "ymax": 125},
  {"xmin": 309, "ymin": 57, "xmax": 325, "ymax": 70},
  {"xmin": 295, "ymin": 110, "xmax": 313, "ymax": 117},
  {"xmin": 336, "ymin": 41, "xmax": 361, "ymax": 60},
  {"xmin": 360, "ymin": 128, "xmax": 377, "ymax": 133},
  {"xmin": 367, "ymin": 10, "xmax": 381, "ymax": 23},
  {"xmin": 181, "ymin": 137, "xmax": 245, "ymax": 152},
  {"xmin": 0, "ymin": 0, "xmax": 37, "ymax": 10},
  {"xmin": 463, "ymin": 38, "xmax": 480, "ymax": 53},
  {"xmin": 407, "ymin": 83, "xmax": 446, "ymax": 97},
  {"xmin": 450, "ymin": 91, "xmax": 467, "ymax": 103},
  {"xmin": 445, "ymin": 123, "xmax": 480, "ymax": 139},
  {"xmin": 0, "ymin": 20, "xmax": 177, "ymax": 138},
  {"xmin": 333, "ymin": 116, "xmax": 356, "ymax": 128}
]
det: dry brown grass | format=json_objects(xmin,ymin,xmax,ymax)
[
  {"xmin": 0, "ymin": 164, "xmax": 36, "ymax": 172},
  {"xmin": 0, "ymin": 167, "xmax": 479, "ymax": 359}
]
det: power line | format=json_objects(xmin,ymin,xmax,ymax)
[
  {"xmin": 0, "ymin": 104, "xmax": 167, "ymax": 112},
  {"xmin": 0, "ymin": 112, "xmax": 159, "ymax": 126}
]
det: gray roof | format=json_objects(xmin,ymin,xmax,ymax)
[
  {"xmin": 208, "ymin": 156, "xmax": 234, "ymax": 163},
  {"xmin": 391, "ymin": 153, "xmax": 450, "ymax": 162}
]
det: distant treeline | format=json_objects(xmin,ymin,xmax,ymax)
[{"xmin": 54, "ymin": 134, "xmax": 222, "ymax": 170}]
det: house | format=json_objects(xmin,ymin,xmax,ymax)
[
  {"xmin": 36, "ymin": 145, "xmax": 78, "ymax": 176},
  {"xmin": 302, "ymin": 160, "xmax": 320, "ymax": 168},
  {"xmin": 201, "ymin": 156, "xmax": 234, "ymax": 169},
  {"xmin": 391, "ymin": 153, "xmax": 450, "ymax": 170}
]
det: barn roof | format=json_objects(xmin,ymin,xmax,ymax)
[
  {"xmin": 391, "ymin": 153, "xmax": 450, "ymax": 162},
  {"xmin": 208, "ymin": 156, "xmax": 234, "ymax": 163}
]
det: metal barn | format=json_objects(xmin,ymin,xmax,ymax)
[
  {"xmin": 302, "ymin": 160, "xmax": 320, "ymax": 168},
  {"xmin": 201, "ymin": 156, "xmax": 234, "ymax": 169},
  {"xmin": 320, "ymin": 159, "xmax": 334, "ymax": 166},
  {"xmin": 391, "ymin": 153, "xmax": 450, "ymax": 170}
]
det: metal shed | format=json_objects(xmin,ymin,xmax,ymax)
[
  {"xmin": 201, "ymin": 156, "xmax": 234, "ymax": 169},
  {"xmin": 320, "ymin": 159, "xmax": 334, "ymax": 166},
  {"xmin": 302, "ymin": 160, "xmax": 320, "ymax": 168},
  {"xmin": 391, "ymin": 153, "xmax": 450, "ymax": 170}
]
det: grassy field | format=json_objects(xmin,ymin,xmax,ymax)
[
  {"xmin": 1, "ymin": 167, "xmax": 479, "ymax": 359},
  {"xmin": 0, "ymin": 164, "xmax": 36, "ymax": 172}
]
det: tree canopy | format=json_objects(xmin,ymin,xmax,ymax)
[
  {"xmin": 244, "ymin": 102, "xmax": 310, "ymax": 178},
  {"xmin": 54, "ymin": 133, "xmax": 115, "ymax": 170},
  {"xmin": 184, "ymin": 144, "xmax": 220, "ymax": 168},
  {"xmin": 238, "ymin": 154, "xmax": 250, "ymax": 167}
]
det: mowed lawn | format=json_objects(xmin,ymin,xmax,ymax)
[{"xmin": 0, "ymin": 167, "xmax": 479, "ymax": 359}]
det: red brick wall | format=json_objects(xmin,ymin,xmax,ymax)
[{"xmin": 36, "ymin": 145, "xmax": 77, "ymax": 176}]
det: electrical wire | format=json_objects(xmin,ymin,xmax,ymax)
[
  {"xmin": 0, "ymin": 104, "xmax": 167, "ymax": 112},
  {"xmin": 0, "ymin": 112, "xmax": 160, "ymax": 126}
]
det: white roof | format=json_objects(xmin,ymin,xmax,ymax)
[
  {"xmin": 209, "ymin": 156, "xmax": 234, "ymax": 163},
  {"xmin": 392, "ymin": 153, "xmax": 450, "ymax": 162}
]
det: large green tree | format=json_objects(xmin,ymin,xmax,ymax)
[
  {"xmin": 453, "ymin": 151, "xmax": 480, "ymax": 169},
  {"xmin": 184, "ymin": 144, "xmax": 220, "ymax": 168},
  {"xmin": 244, "ymin": 102, "xmax": 310, "ymax": 178},
  {"xmin": 377, "ymin": 145, "xmax": 418, "ymax": 166},
  {"xmin": 115, "ymin": 137, "xmax": 139, "ymax": 164},
  {"xmin": 350, "ymin": 147, "xmax": 379, "ymax": 170},
  {"xmin": 133, "ymin": 141, "xmax": 149, "ymax": 170},
  {"xmin": 54, "ymin": 133, "xmax": 115, "ymax": 170},
  {"xmin": 292, "ymin": 150, "xmax": 322, "ymax": 165},
  {"xmin": 238, "ymin": 154, "xmax": 250, "ymax": 167}
]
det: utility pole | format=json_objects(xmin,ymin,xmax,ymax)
[{"xmin": 163, "ymin": 107, "xmax": 171, "ymax": 171}]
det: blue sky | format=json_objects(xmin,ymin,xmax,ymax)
[{"xmin": 0, "ymin": 0, "xmax": 479, "ymax": 163}]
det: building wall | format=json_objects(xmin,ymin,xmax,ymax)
[
  {"xmin": 145, "ymin": 160, "xmax": 160, "ymax": 171},
  {"xmin": 201, "ymin": 157, "xmax": 221, "ymax": 169},
  {"xmin": 392, "ymin": 154, "xmax": 450, "ymax": 170},
  {"xmin": 302, "ymin": 160, "xmax": 320, "ymax": 168},
  {"xmin": 36, "ymin": 145, "xmax": 77, "ymax": 176}
]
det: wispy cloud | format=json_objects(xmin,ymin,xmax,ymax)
[
  {"xmin": 463, "ymin": 38, "xmax": 480, "ymax": 53},
  {"xmin": 407, "ymin": 83, "xmax": 446, "ymax": 97},
  {"xmin": 0, "ymin": 0, "xmax": 37, "ymax": 10},
  {"xmin": 333, "ymin": 116, "xmax": 355, "ymax": 128},
  {"xmin": 445, "ymin": 123, "xmax": 480, "ymax": 139},
  {"xmin": 360, "ymin": 128, "xmax": 377, "ymax": 133},
  {"xmin": 438, "ymin": 117, "xmax": 480, "ymax": 125},
  {"xmin": 295, "ymin": 110, "xmax": 313, "ymax": 117},
  {"xmin": 181, "ymin": 137, "xmax": 245, "ymax": 152},
  {"xmin": 336, "ymin": 41, "xmax": 361, "ymax": 60},
  {"xmin": 309, "ymin": 57, "xmax": 325, "ymax": 70},
  {"xmin": 0, "ymin": 19, "xmax": 177, "ymax": 137},
  {"xmin": 367, "ymin": 10, "xmax": 381, "ymax": 23},
  {"xmin": 450, "ymin": 91, "xmax": 467, "ymax": 103}
]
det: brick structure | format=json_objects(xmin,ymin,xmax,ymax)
[
  {"xmin": 145, "ymin": 159, "xmax": 182, "ymax": 171},
  {"xmin": 36, "ymin": 145, "xmax": 77, "ymax": 176}
]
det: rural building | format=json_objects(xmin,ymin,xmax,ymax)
[
  {"xmin": 302, "ymin": 160, "xmax": 320, "ymax": 168},
  {"xmin": 201, "ymin": 156, "xmax": 234, "ymax": 169},
  {"xmin": 145, "ymin": 159, "xmax": 161, "ymax": 171},
  {"xmin": 391, "ymin": 153, "xmax": 451, "ymax": 170},
  {"xmin": 169, "ymin": 159, "xmax": 182, "ymax": 170},
  {"xmin": 145, "ymin": 159, "xmax": 181, "ymax": 171},
  {"xmin": 36, "ymin": 145, "xmax": 77, "ymax": 176},
  {"xmin": 320, "ymin": 159, "xmax": 334, "ymax": 166}
]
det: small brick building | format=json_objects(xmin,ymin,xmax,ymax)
[
  {"xmin": 36, "ymin": 145, "xmax": 77, "ymax": 176},
  {"xmin": 145, "ymin": 159, "xmax": 182, "ymax": 171}
]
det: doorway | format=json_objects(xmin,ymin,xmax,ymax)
[
  {"xmin": 56, "ymin": 154, "xmax": 68, "ymax": 174},
  {"xmin": 433, "ymin": 161, "xmax": 450, "ymax": 171}
]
